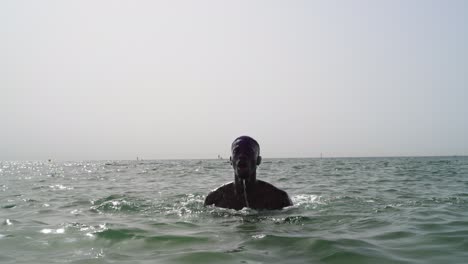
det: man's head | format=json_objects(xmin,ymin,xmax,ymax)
[{"xmin": 230, "ymin": 136, "xmax": 262, "ymax": 180}]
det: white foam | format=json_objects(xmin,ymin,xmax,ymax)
[
  {"xmin": 49, "ymin": 184, "xmax": 73, "ymax": 190},
  {"xmin": 292, "ymin": 194, "xmax": 322, "ymax": 206},
  {"xmin": 252, "ymin": 234, "xmax": 266, "ymax": 239},
  {"xmin": 70, "ymin": 209, "xmax": 81, "ymax": 214},
  {"xmin": 40, "ymin": 228, "xmax": 65, "ymax": 234},
  {"xmin": 40, "ymin": 229, "xmax": 52, "ymax": 234}
]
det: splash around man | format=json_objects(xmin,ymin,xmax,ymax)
[{"xmin": 204, "ymin": 136, "xmax": 293, "ymax": 210}]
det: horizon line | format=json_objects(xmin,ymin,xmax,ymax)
[{"xmin": 1, "ymin": 154, "xmax": 467, "ymax": 162}]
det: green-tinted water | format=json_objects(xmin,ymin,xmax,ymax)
[{"xmin": 1, "ymin": 157, "xmax": 468, "ymax": 263}]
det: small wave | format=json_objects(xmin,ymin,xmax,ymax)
[
  {"xmin": 292, "ymin": 165, "xmax": 306, "ymax": 170},
  {"xmin": 371, "ymin": 231, "xmax": 417, "ymax": 240},
  {"xmin": 0, "ymin": 234, "xmax": 13, "ymax": 240},
  {"xmin": 90, "ymin": 195, "xmax": 149, "ymax": 213},
  {"xmin": 2, "ymin": 219, "xmax": 17, "ymax": 226},
  {"xmin": 205, "ymin": 206, "xmax": 253, "ymax": 218},
  {"xmin": 169, "ymin": 251, "xmax": 237, "ymax": 263},
  {"xmin": 291, "ymin": 194, "xmax": 323, "ymax": 208},
  {"xmin": 93, "ymin": 227, "xmax": 212, "ymax": 248},
  {"xmin": 59, "ymin": 199, "xmax": 92, "ymax": 209},
  {"xmin": 281, "ymin": 215, "xmax": 313, "ymax": 224},
  {"xmin": 145, "ymin": 234, "xmax": 211, "ymax": 246},
  {"xmin": 95, "ymin": 228, "xmax": 145, "ymax": 240},
  {"xmin": 104, "ymin": 162, "xmax": 130, "ymax": 167},
  {"xmin": 321, "ymin": 249, "xmax": 392, "ymax": 264},
  {"xmin": 49, "ymin": 184, "xmax": 73, "ymax": 191},
  {"xmin": 67, "ymin": 222, "xmax": 107, "ymax": 237},
  {"xmin": 40, "ymin": 228, "xmax": 65, "ymax": 234},
  {"xmin": 163, "ymin": 194, "xmax": 206, "ymax": 217}
]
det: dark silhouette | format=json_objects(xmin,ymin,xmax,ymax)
[{"xmin": 204, "ymin": 136, "xmax": 292, "ymax": 210}]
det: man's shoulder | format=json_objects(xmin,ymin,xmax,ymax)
[
  {"xmin": 256, "ymin": 180, "xmax": 287, "ymax": 194},
  {"xmin": 210, "ymin": 182, "xmax": 233, "ymax": 193},
  {"xmin": 256, "ymin": 180, "xmax": 293, "ymax": 207},
  {"xmin": 204, "ymin": 182, "xmax": 233, "ymax": 206}
]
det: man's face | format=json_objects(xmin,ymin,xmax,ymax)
[{"xmin": 231, "ymin": 140, "xmax": 259, "ymax": 179}]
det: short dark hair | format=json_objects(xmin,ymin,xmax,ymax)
[{"xmin": 231, "ymin": 136, "xmax": 260, "ymax": 154}]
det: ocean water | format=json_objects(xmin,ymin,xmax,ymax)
[{"xmin": 1, "ymin": 157, "xmax": 468, "ymax": 264}]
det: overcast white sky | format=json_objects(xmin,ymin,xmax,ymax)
[{"xmin": 1, "ymin": 0, "xmax": 467, "ymax": 160}]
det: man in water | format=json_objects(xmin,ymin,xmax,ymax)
[{"xmin": 204, "ymin": 136, "xmax": 293, "ymax": 210}]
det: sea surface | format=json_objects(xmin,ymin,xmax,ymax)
[{"xmin": 1, "ymin": 157, "xmax": 468, "ymax": 264}]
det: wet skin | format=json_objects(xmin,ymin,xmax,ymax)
[{"xmin": 204, "ymin": 137, "xmax": 292, "ymax": 210}]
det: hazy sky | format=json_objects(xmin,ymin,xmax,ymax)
[{"xmin": 1, "ymin": 0, "xmax": 467, "ymax": 160}]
